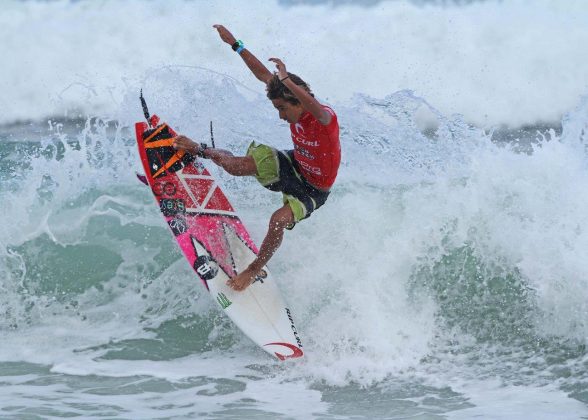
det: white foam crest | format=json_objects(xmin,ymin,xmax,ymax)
[
  {"xmin": 273, "ymin": 187, "xmax": 438, "ymax": 385},
  {"xmin": 248, "ymin": 91, "xmax": 588, "ymax": 384},
  {"xmin": 3, "ymin": 0, "xmax": 588, "ymax": 127},
  {"xmin": 0, "ymin": 111, "xmax": 208, "ymax": 338},
  {"xmin": 0, "ymin": 122, "xmax": 143, "ymax": 248}
]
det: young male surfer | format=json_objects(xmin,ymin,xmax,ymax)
[{"xmin": 173, "ymin": 24, "xmax": 340, "ymax": 291}]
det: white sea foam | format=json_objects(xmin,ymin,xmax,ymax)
[
  {"xmin": 3, "ymin": 0, "xmax": 588, "ymax": 127},
  {"xmin": 447, "ymin": 380, "xmax": 588, "ymax": 420}
]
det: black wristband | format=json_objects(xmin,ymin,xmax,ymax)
[
  {"xmin": 196, "ymin": 143, "xmax": 210, "ymax": 159},
  {"xmin": 279, "ymin": 75, "xmax": 290, "ymax": 83},
  {"xmin": 231, "ymin": 40, "xmax": 243, "ymax": 51}
]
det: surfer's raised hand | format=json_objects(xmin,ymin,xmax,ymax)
[
  {"xmin": 269, "ymin": 58, "xmax": 288, "ymax": 81},
  {"xmin": 215, "ymin": 25, "xmax": 273, "ymax": 84},
  {"xmin": 172, "ymin": 135, "xmax": 199, "ymax": 154},
  {"xmin": 213, "ymin": 24, "xmax": 237, "ymax": 45},
  {"xmin": 269, "ymin": 57, "xmax": 332, "ymax": 125}
]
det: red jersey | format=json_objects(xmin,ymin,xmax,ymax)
[{"xmin": 290, "ymin": 106, "xmax": 340, "ymax": 190}]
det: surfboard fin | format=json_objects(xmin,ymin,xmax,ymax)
[{"xmin": 136, "ymin": 173, "xmax": 148, "ymax": 185}]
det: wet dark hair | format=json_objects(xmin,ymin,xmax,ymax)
[{"xmin": 266, "ymin": 73, "xmax": 314, "ymax": 105}]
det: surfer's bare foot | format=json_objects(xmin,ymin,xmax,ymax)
[{"xmin": 227, "ymin": 267, "xmax": 257, "ymax": 291}]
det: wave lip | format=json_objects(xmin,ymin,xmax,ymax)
[{"xmin": 3, "ymin": 0, "xmax": 588, "ymax": 127}]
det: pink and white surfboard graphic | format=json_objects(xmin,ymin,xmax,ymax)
[{"xmin": 135, "ymin": 115, "xmax": 303, "ymax": 360}]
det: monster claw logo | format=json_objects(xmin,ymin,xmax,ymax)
[{"xmin": 217, "ymin": 292, "xmax": 232, "ymax": 309}]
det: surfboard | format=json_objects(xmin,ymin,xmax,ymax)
[{"xmin": 135, "ymin": 114, "xmax": 303, "ymax": 360}]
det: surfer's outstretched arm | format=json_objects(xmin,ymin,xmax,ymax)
[
  {"xmin": 213, "ymin": 24, "xmax": 273, "ymax": 84},
  {"xmin": 227, "ymin": 204, "xmax": 294, "ymax": 291},
  {"xmin": 206, "ymin": 149, "xmax": 257, "ymax": 177},
  {"xmin": 173, "ymin": 135, "xmax": 256, "ymax": 176}
]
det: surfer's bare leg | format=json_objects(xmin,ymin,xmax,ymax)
[
  {"xmin": 227, "ymin": 204, "xmax": 294, "ymax": 291},
  {"xmin": 173, "ymin": 135, "xmax": 256, "ymax": 176}
]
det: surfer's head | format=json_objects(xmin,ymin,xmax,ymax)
[{"xmin": 266, "ymin": 73, "xmax": 313, "ymax": 123}]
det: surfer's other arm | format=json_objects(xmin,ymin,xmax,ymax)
[
  {"xmin": 213, "ymin": 24, "xmax": 273, "ymax": 84},
  {"xmin": 269, "ymin": 58, "xmax": 332, "ymax": 125}
]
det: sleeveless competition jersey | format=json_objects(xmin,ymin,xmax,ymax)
[{"xmin": 290, "ymin": 106, "xmax": 340, "ymax": 190}]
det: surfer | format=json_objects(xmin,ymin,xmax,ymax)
[{"xmin": 173, "ymin": 24, "xmax": 340, "ymax": 291}]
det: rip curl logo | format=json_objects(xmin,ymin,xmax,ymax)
[
  {"xmin": 296, "ymin": 137, "xmax": 319, "ymax": 147},
  {"xmin": 294, "ymin": 123, "xmax": 304, "ymax": 135},
  {"xmin": 286, "ymin": 308, "xmax": 303, "ymax": 349},
  {"xmin": 264, "ymin": 342, "xmax": 303, "ymax": 360}
]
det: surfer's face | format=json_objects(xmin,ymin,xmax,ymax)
[{"xmin": 271, "ymin": 98, "xmax": 304, "ymax": 124}]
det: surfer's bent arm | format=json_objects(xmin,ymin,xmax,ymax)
[
  {"xmin": 174, "ymin": 135, "xmax": 233, "ymax": 161},
  {"xmin": 173, "ymin": 136, "xmax": 256, "ymax": 177},
  {"xmin": 213, "ymin": 24, "xmax": 272, "ymax": 84},
  {"xmin": 269, "ymin": 58, "xmax": 332, "ymax": 125}
]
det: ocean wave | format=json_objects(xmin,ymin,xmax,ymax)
[
  {"xmin": 2, "ymin": 72, "xmax": 588, "ymax": 395},
  {"xmin": 3, "ymin": 0, "xmax": 588, "ymax": 127}
]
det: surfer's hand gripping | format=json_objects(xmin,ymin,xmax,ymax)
[
  {"xmin": 173, "ymin": 135, "xmax": 200, "ymax": 154},
  {"xmin": 227, "ymin": 267, "xmax": 258, "ymax": 291},
  {"xmin": 213, "ymin": 24, "xmax": 237, "ymax": 45},
  {"xmin": 269, "ymin": 58, "xmax": 288, "ymax": 81}
]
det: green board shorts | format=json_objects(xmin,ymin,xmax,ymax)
[{"xmin": 247, "ymin": 141, "xmax": 330, "ymax": 228}]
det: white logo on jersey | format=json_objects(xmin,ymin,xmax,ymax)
[
  {"xmin": 296, "ymin": 137, "xmax": 319, "ymax": 147},
  {"xmin": 299, "ymin": 160, "xmax": 322, "ymax": 175},
  {"xmin": 295, "ymin": 145, "xmax": 315, "ymax": 160},
  {"xmin": 294, "ymin": 123, "xmax": 304, "ymax": 134}
]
